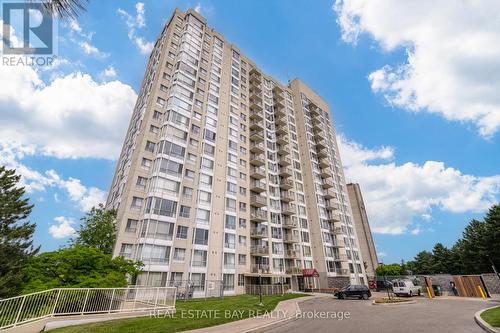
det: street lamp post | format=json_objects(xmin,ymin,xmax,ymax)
[{"xmin": 258, "ymin": 270, "xmax": 263, "ymax": 306}]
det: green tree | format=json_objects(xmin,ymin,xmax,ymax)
[
  {"xmin": 431, "ymin": 243, "xmax": 454, "ymax": 274},
  {"xmin": 376, "ymin": 263, "xmax": 402, "ymax": 277},
  {"xmin": 72, "ymin": 204, "xmax": 116, "ymax": 254},
  {"xmin": 409, "ymin": 251, "xmax": 435, "ymax": 274},
  {"xmin": 21, "ymin": 246, "xmax": 142, "ymax": 293},
  {"xmin": 0, "ymin": 166, "xmax": 39, "ymax": 298}
]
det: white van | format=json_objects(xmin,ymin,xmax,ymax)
[{"xmin": 392, "ymin": 279, "xmax": 421, "ymax": 297}]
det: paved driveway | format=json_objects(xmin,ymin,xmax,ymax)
[{"xmin": 265, "ymin": 296, "xmax": 492, "ymax": 333}]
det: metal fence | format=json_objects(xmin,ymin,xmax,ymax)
[
  {"xmin": 245, "ymin": 284, "xmax": 290, "ymax": 295},
  {"xmin": 0, "ymin": 287, "xmax": 176, "ymax": 331}
]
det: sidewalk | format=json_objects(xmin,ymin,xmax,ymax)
[{"xmin": 183, "ymin": 293, "xmax": 326, "ymax": 333}]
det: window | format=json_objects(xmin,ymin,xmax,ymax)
[
  {"xmin": 204, "ymin": 129, "xmax": 216, "ymax": 142},
  {"xmin": 185, "ymin": 169, "xmax": 195, "ymax": 179},
  {"xmin": 196, "ymin": 208, "xmax": 210, "ymax": 224},
  {"xmin": 223, "ymin": 253, "xmax": 235, "ymax": 268},
  {"xmin": 136, "ymin": 176, "xmax": 147, "ymax": 190},
  {"xmin": 125, "ymin": 219, "xmax": 138, "ymax": 233},
  {"xmin": 145, "ymin": 141, "xmax": 155, "ymax": 153},
  {"xmin": 238, "ymin": 254, "xmax": 246, "ymax": 265},
  {"xmin": 157, "ymin": 140, "xmax": 185, "ymax": 158},
  {"xmin": 239, "ymin": 235, "xmax": 246, "ymax": 246},
  {"xmin": 141, "ymin": 158, "xmax": 152, "ymax": 170},
  {"xmin": 145, "ymin": 197, "xmax": 177, "ymax": 217},
  {"xmin": 225, "ymin": 215, "xmax": 236, "ymax": 229},
  {"xmin": 176, "ymin": 225, "xmax": 188, "ymax": 239},
  {"xmin": 198, "ymin": 191, "xmax": 212, "ymax": 204},
  {"xmin": 193, "ymin": 228, "xmax": 209, "ymax": 245},
  {"xmin": 190, "ymin": 273, "xmax": 205, "ymax": 291},
  {"xmin": 223, "ymin": 274, "xmax": 234, "ymax": 291},
  {"xmin": 192, "ymin": 250, "xmax": 207, "ymax": 267},
  {"xmin": 137, "ymin": 244, "xmax": 170, "ymax": 264},
  {"xmin": 224, "ymin": 233, "xmax": 235, "ymax": 249},
  {"xmin": 179, "ymin": 205, "xmax": 191, "ymax": 218},
  {"xmin": 119, "ymin": 243, "xmax": 133, "ymax": 258},
  {"xmin": 173, "ymin": 248, "xmax": 185, "ymax": 262},
  {"xmin": 183, "ymin": 186, "xmax": 193, "ymax": 198},
  {"xmin": 155, "ymin": 158, "xmax": 183, "ymax": 177},
  {"xmin": 239, "ymin": 218, "xmax": 246, "ymax": 229},
  {"xmin": 238, "ymin": 274, "xmax": 245, "ymax": 286},
  {"xmin": 131, "ymin": 197, "xmax": 143, "ymax": 210}
]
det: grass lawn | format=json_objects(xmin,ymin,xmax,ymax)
[
  {"xmin": 481, "ymin": 306, "xmax": 500, "ymax": 327},
  {"xmin": 49, "ymin": 293, "xmax": 307, "ymax": 333}
]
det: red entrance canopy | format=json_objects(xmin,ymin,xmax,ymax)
[{"xmin": 302, "ymin": 269, "xmax": 320, "ymax": 277}]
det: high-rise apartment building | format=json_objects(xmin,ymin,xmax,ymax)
[
  {"xmin": 106, "ymin": 8, "xmax": 367, "ymax": 295},
  {"xmin": 347, "ymin": 183, "xmax": 378, "ymax": 278}
]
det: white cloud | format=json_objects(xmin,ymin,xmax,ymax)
[
  {"xmin": 0, "ymin": 64, "xmax": 137, "ymax": 159},
  {"xmin": 334, "ymin": 0, "xmax": 500, "ymax": 137},
  {"xmin": 194, "ymin": 4, "xmax": 202, "ymax": 13},
  {"xmin": 49, "ymin": 216, "xmax": 76, "ymax": 239},
  {"xmin": 79, "ymin": 41, "xmax": 108, "ymax": 57},
  {"xmin": 101, "ymin": 66, "xmax": 117, "ymax": 79},
  {"xmin": 339, "ymin": 135, "xmax": 500, "ymax": 234},
  {"xmin": 0, "ymin": 143, "xmax": 106, "ymax": 212},
  {"xmin": 118, "ymin": 2, "xmax": 154, "ymax": 55},
  {"xmin": 69, "ymin": 20, "xmax": 82, "ymax": 33}
]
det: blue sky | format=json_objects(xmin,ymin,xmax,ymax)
[{"xmin": 1, "ymin": 0, "xmax": 499, "ymax": 263}]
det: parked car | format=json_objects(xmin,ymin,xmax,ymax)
[
  {"xmin": 392, "ymin": 279, "xmax": 421, "ymax": 296},
  {"xmin": 334, "ymin": 285, "xmax": 371, "ymax": 300},
  {"xmin": 375, "ymin": 280, "xmax": 393, "ymax": 292}
]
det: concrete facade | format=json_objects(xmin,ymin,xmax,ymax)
[
  {"xmin": 106, "ymin": 8, "xmax": 367, "ymax": 294},
  {"xmin": 346, "ymin": 183, "xmax": 378, "ymax": 277}
]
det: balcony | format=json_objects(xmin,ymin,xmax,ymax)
[
  {"xmin": 250, "ymin": 98, "xmax": 263, "ymax": 111},
  {"xmin": 331, "ymin": 253, "xmax": 348, "ymax": 262},
  {"xmin": 250, "ymin": 167, "xmax": 266, "ymax": 180},
  {"xmin": 317, "ymin": 148, "xmax": 328, "ymax": 159},
  {"xmin": 318, "ymin": 157, "xmax": 329, "ymax": 168},
  {"xmin": 284, "ymin": 249, "xmax": 300, "ymax": 258},
  {"xmin": 282, "ymin": 218, "xmax": 297, "ymax": 228},
  {"xmin": 329, "ymin": 226, "xmax": 343, "ymax": 235},
  {"xmin": 328, "ymin": 212, "xmax": 342, "ymax": 222},
  {"xmin": 285, "ymin": 266, "xmax": 303, "ymax": 275},
  {"xmin": 275, "ymin": 116, "xmax": 287, "ymax": 127},
  {"xmin": 249, "ymin": 70, "xmax": 262, "ymax": 85},
  {"xmin": 250, "ymin": 246, "xmax": 269, "ymax": 256},
  {"xmin": 309, "ymin": 104, "xmax": 320, "ymax": 117},
  {"xmin": 329, "ymin": 268, "xmax": 350, "ymax": 276},
  {"xmin": 273, "ymin": 85, "xmax": 284, "ymax": 94},
  {"xmin": 274, "ymin": 105, "xmax": 286, "ymax": 117},
  {"xmin": 250, "ymin": 89, "xmax": 262, "ymax": 101},
  {"xmin": 250, "ymin": 108, "xmax": 263, "ymax": 121},
  {"xmin": 279, "ymin": 167, "xmax": 293, "ymax": 178},
  {"xmin": 250, "ymin": 142, "xmax": 265, "ymax": 154},
  {"xmin": 283, "ymin": 233, "xmax": 299, "ymax": 243},
  {"xmin": 250, "ymin": 180, "xmax": 266, "ymax": 193},
  {"xmin": 273, "ymin": 96, "xmax": 285, "ymax": 108},
  {"xmin": 313, "ymin": 123, "xmax": 323, "ymax": 135},
  {"xmin": 250, "ymin": 227, "xmax": 268, "ymax": 238},
  {"xmin": 332, "ymin": 238, "xmax": 345, "ymax": 247},
  {"xmin": 320, "ymin": 167, "xmax": 332, "ymax": 179},
  {"xmin": 281, "ymin": 203, "xmax": 296, "ymax": 215},
  {"xmin": 275, "ymin": 125, "xmax": 288, "ymax": 135},
  {"xmin": 278, "ymin": 156, "xmax": 291, "ymax": 166},
  {"xmin": 279, "ymin": 179, "xmax": 294, "ymax": 190},
  {"xmin": 250, "ymin": 195, "xmax": 267, "ymax": 208},
  {"xmin": 323, "ymin": 189, "xmax": 336, "ymax": 199},
  {"xmin": 250, "ymin": 119, "xmax": 264, "ymax": 130},
  {"xmin": 277, "ymin": 144, "xmax": 290, "ymax": 155},
  {"xmin": 325, "ymin": 201, "xmax": 341, "ymax": 211},
  {"xmin": 280, "ymin": 191, "xmax": 294, "ymax": 203},
  {"xmin": 250, "ymin": 154, "xmax": 265, "ymax": 166},
  {"xmin": 250, "ymin": 263, "xmax": 270, "ymax": 273},
  {"xmin": 311, "ymin": 116, "xmax": 321, "ymax": 125},
  {"xmin": 250, "ymin": 129, "xmax": 264, "ymax": 142},
  {"xmin": 322, "ymin": 179, "xmax": 334, "ymax": 189},
  {"xmin": 250, "ymin": 209, "xmax": 267, "ymax": 221},
  {"xmin": 276, "ymin": 134, "xmax": 289, "ymax": 145},
  {"xmin": 316, "ymin": 138, "xmax": 327, "ymax": 149}
]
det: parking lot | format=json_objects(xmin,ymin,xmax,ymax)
[{"xmin": 265, "ymin": 294, "xmax": 492, "ymax": 333}]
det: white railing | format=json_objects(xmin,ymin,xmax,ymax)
[
  {"xmin": 0, "ymin": 287, "xmax": 176, "ymax": 330},
  {"xmin": 245, "ymin": 284, "xmax": 290, "ymax": 295}
]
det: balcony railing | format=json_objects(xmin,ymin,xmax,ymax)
[
  {"xmin": 250, "ymin": 130, "xmax": 264, "ymax": 142},
  {"xmin": 278, "ymin": 156, "xmax": 291, "ymax": 166},
  {"xmin": 250, "ymin": 180, "xmax": 266, "ymax": 193},
  {"xmin": 250, "ymin": 195, "xmax": 267, "ymax": 207},
  {"xmin": 284, "ymin": 249, "xmax": 300, "ymax": 258},
  {"xmin": 281, "ymin": 203, "xmax": 296, "ymax": 215},
  {"xmin": 279, "ymin": 167, "xmax": 292, "ymax": 177},
  {"xmin": 250, "ymin": 209, "xmax": 267, "ymax": 221},
  {"xmin": 250, "ymin": 227, "xmax": 268, "ymax": 238},
  {"xmin": 250, "ymin": 119, "xmax": 264, "ymax": 130},
  {"xmin": 323, "ymin": 189, "xmax": 336, "ymax": 199},
  {"xmin": 285, "ymin": 266, "xmax": 303, "ymax": 275},
  {"xmin": 282, "ymin": 218, "xmax": 297, "ymax": 228},
  {"xmin": 250, "ymin": 154, "xmax": 265, "ymax": 166},
  {"xmin": 250, "ymin": 264, "xmax": 270, "ymax": 273},
  {"xmin": 322, "ymin": 179, "xmax": 334, "ymax": 189},
  {"xmin": 279, "ymin": 179, "xmax": 294, "ymax": 190},
  {"xmin": 283, "ymin": 234, "xmax": 300, "ymax": 243},
  {"xmin": 250, "ymin": 246, "xmax": 269, "ymax": 255},
  {"xmin": 250, "ymin": 142, "xmax": 265, "ymax": 154}
]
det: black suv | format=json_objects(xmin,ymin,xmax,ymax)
[{"xmin": 334, "ymin": 285, "xmax": 371, "ymax": 300}]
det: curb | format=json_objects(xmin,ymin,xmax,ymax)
[
  {"xmin": 243, "ymin": 296, "xmax": 314, "ymax": 333},
  {"xmin": 372, "ymin": 299, "xmax": 416, "ymax": 306},
  {"xmin": 475, "ymin": 305, "xmax": 500, "ymax": 333}
]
